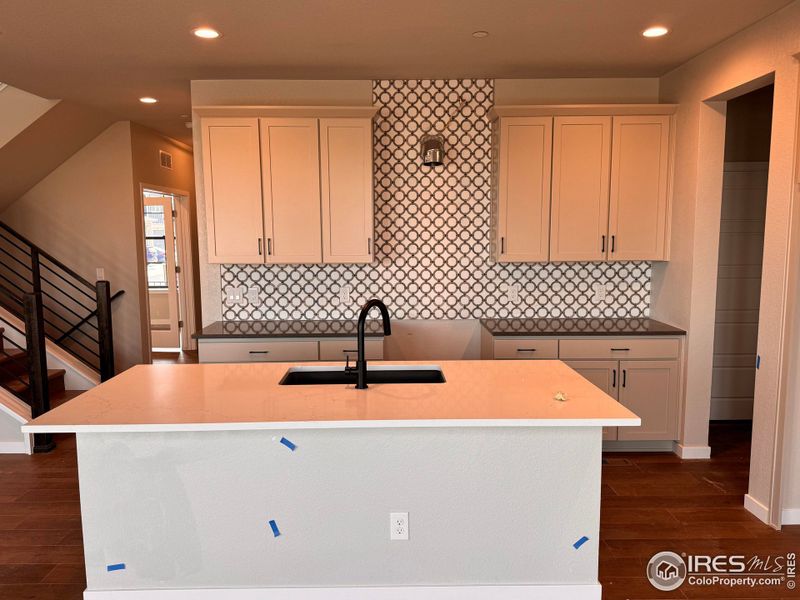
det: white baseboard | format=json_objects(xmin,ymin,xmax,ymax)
[
  {"xmin": 0, "ymin": 440, "xmax": 31, "ymax": 454},
  {"xmin": 672, "ymin": 442, "xmax": 712, "ymax": 459},
  {"xmin": 84, "ymin": 584, "xmax": 602, "ymax": 599},
  {"xmin": 744, "ymin": 493, "xmax": 770, "ymax": 524},
  {"xmin": 781, "ymin": 508, "xmax": 800, "ymax": 525},
  {"xmin": 603, "ymin": 440, "xmax": 673, "ymax": 452}
]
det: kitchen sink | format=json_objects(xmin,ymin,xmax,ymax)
[{"xmin": 279, "ymin": 365, "xmax": 445, "ymax": 386}]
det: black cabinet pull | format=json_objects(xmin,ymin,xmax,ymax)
[
  {"xmin": 258, "ymin": 238, "xmax": 263, "ymax": 255},
  {"xmin": 249, "ymin": 350, "xmax": 270, "ymax": 354},
  {"xmin": 611, "ymin": 235, "xmax": 616, "ymax": 253},
  {"xmin": 500, "ymin": 237, "xmax": 505, "ymax": 254},
  {"xmin": 342, "ymin": 349, "xmax": 357, "ymax": 354},
  {"xmin": 622, "ymin": 369, "xmax": 627, "ymax": 388},
  {"xmin": 601, "ymin": 235, "xmax": 606, "ymax": 253},
  {"xmin": 267, "ymin": 238, "xmax": 272, "ymax": 255},
  {"xmin": 610, "ymin": 348, "xmax": 630, "ymax": 352},
  {"xmin": 612, "ymin": 369, "xmax": 617, "ymax": 388},
  {"xmin": 516, "ymin": 348, "xmax": 537, "ymax": 352}
]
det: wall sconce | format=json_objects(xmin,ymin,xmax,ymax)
[{"xmin": 420, "ymin": 134, "xmax": 445, "ymax": 167}]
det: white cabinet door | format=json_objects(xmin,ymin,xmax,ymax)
[
  {"xmin": 564, "ymin": 360, "xmax": 620, "ymax": 441},
  {"xmin": 496, "ymin": 117, "xmax": 553, "ymax": 262},
  {"xmin": 201, "ymin": 118, "xmax": 265, "ymax": 263},
  {"xmin": 550, "ymin": 116, "xmax": 612, "ymax": 262},
  {"xmin": 260, "ymin": 118, "xmax": 322, "ymax": 264},
  {"xmin": 618, "ymin": 360, "xmax": 679, "ymax": 441},
  {"xmin": 608, "ymin": 116, "xmax": 671, "ymax": 261},
  {"xmin": 320, "ymin": 118, "xmax": 374, "ymax": 263}
]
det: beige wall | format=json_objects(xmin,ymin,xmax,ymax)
[
  {"xmin": 0, "ymin": 122, "xmax": 143, "ymax": 371},
  {"xmin": 494, "ymin": 78, "xmax": 659, "ymax": 104},
  {"xmin": 130, "ymin": 123, "xmax": 198, "ymax": 356},
  {"xmin": 652, "ymin": 1, "xmax": 800, "ymax": 520},
  {"xmin": 0, "ymin": 84, "xmax": 58, "ymax": 148}
]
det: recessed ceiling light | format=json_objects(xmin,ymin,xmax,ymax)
[
  {"xmin": 642, "ymin": 26, "xmax": 669, "ymax": 38},
  {"xmin": 139, "ymin": 97, "xmax": 158, "ymax": 104},
  {"xmin": 193, "ymin": 27, "xmax": 220, "ymax": 39},
  {"xmin": 472, "ymin": 30, "xmax": 489, "ymax": 39}
]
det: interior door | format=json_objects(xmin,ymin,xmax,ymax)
[
  {"xmin": 496, "ymin": 117, "xmax": 553, "ymax": 262},
  {"xmin": 144, "ymin": 196, "xmax": 180, "ymax": 349},
  {"xmin": 550, "ymin": 116, "xmax": 612, "ymax": 262},
  {"xmin": 608, "ymin": 115, "xmax": 671, "ymax": 260},
  {"xmin": 260, "ymin": 118, "xmax": 323, "ymax": 264},
  {"xmin": 564, "ymin": 360, "xmax": 620, "ymax": 440},
  {"xmin": 617, "ymin": 360, "xmax": 679, "ymax": 441}
]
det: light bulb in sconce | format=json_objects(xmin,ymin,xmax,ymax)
[{"xmin": 420, "ymin": 134, "xmax": 445, "ymax": 167}]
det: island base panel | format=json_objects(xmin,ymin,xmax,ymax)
[{"xmin": 76, "ymin": 427, "xmax": 602, "ymax": 593}]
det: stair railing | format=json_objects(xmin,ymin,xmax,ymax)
[{"xmin": 0, "ymin": 221, "xmax": 122, "ymax": 382}]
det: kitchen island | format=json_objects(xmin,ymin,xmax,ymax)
[{"xmin": 24, "ymin": 360, "xmax": 639, "ymax": 599}]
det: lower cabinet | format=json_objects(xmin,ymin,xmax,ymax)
[
  {"xmin": 617, "ymin": 360, "xmax": 679, "ymax": 441},
  {"xmin": 198, "ymin": 337, "xmax": 384, "ymax": 363},
  {"xmin": 564, "ymin": 360, "xmax": 619, "ymax": 441},
  {"xmin": 485, "ymin": 334, "xmax": 682, "ymax": 442}
]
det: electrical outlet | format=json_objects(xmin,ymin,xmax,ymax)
[
  {"xmin": 96, "ymin": 268, "xmax": 105, "ymax": 280},
  {"xmin": 592, "ymin": 282, "xmax": 607, "ymax": 303},
  {"xmin": 502, "ymin": 283, "xmax": 521, "ymax": 303},
  {"xmin": 224, "ymin": 285, "xmax": 245, "ymax": 305},
  {"xmin": 245, "ymin": 287, "xmax": 260, "ymax": 304},
  {"xmin": 338, "ymin": 284, "xmax": 352, "ymax": 305},
  {"xmin": 390, "ymin": 512, "xmax": 409, "ymax": 541}
]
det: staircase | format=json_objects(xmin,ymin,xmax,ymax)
[{"xmin": 0, "ymin": 220, "xmax": 122, "ymax": 453}]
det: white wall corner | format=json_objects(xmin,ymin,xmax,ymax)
[
  {"xmin": 744, "ymin": 493, "xmax": 770, "ymax": 524},
  {"xmin": 672, "ymin": 441, "xmax": 712, "ymax": 459}
]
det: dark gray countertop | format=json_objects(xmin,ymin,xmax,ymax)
[
  {"xmin": 194, "ymin": 320, "xmax": 386, "ymax": 339},
  {"xmin": 480, "ymin": 317, "xmax": 685, "ymax": 337}
]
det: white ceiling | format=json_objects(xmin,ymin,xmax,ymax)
[{"xmin": 0, "ymin": 0, "xmax": 793, "ymax": 144}]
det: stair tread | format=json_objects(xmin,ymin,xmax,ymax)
[
  {"xmin": 3, "ymin": 368, "xmax": 67, "ymax": 393},
  {"xmin": 49, "ymin": 389, "xmax": 83, "ymax": 408}
]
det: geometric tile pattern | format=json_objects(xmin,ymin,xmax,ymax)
[{"xmin": 221, "ymin": 79, "xmax": 652, "ymax": 321}]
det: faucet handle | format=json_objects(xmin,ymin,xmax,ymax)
[{"xmin": 344, "ymin": 354, "xmax": 356, "ymax": 373}]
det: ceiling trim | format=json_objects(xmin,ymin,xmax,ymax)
[{"xmin": 193, "ymin": 105, "xmax": 379, "ymax": 118}]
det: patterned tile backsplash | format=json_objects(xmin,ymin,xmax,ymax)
[{"xmin": 220, "ymin": 79, "xmax": 652, "ymax": 321}]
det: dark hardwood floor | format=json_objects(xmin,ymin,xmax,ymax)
[
  {"xmin": 151, "ymin": 349, "xmax": 198, "ymax": 365},
  {"xmin": 0, "ymin": 422, "xmax": 797, "ymax": 599}
]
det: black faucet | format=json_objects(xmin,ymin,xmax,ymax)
[{"xmin": 354, "ymin": 299, "xmax": 392, "ymax": 389}]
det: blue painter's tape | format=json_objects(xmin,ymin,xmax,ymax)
[
  {"xmin": 279, "ymin": 437, "xmax": 297, "ymax": 451},
  {"xmin": 269, "ymin": 519, "xmax": 281, "ymax": 537},
  {"xmin": 107, "ymin": 563, "xmax": 126, "ymax": 572},
  {"xmin": 573, "ymin": 536, "xmax": 589, "ymax": 550}
]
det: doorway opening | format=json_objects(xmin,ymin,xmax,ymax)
[
  {"xmin": 142, "ymin": 188, "xmax": 186, "ymax": 354},
  {"xmin": 710, "ymin": 84, "xmax": 774, "ymax": 450}
]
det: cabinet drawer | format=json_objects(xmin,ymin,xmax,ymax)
[
  {"xmin": 493, "ymin": 338, "xmax": 559, "ymax": 359},
  {"xmin": 558, "ymin": 338, "xmax": 679, "ymax": 360},
  {"xmin": 199, "ymin": 340, "xmax": 319, "ymax": 363},
  {"xmin": 319, "ymin": 339, "xmax": 383, "ymax": 361}
]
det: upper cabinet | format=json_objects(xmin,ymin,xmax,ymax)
[
  {"xmin": 550, "ymin": 116, "xmax": 612, "ymax": 262},
  {"xmin": 608, "ymin": 115, "xmax": 672, "ymax": 261},
  {"xmin": 496, "ymin": 117, "xmax": 552, "ymax": 263},
  {"xmin": 260, "ymin": 118, "xmax": 323, "ymax": 264},
  {"xmin": 490, "ymin": 105, "xmax": 675, "ymax": 263},
  {"xmin": 201, "ymin": 118, "xmax": 265, "ymax": 263},
  {"xmin": 319, "ymin": 118, "xmax": 374, "ymax": 263},
  {"xmin": 198, "ymin": 107, "xmax": 377, "ymax": 265}
]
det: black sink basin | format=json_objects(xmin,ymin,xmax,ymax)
[{"xmin": 279, "ymin": 366, "xmax": 445, "ymax": 386}]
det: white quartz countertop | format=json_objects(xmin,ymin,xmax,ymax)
[{"xmin": 23, "ymin": 360, "xmax": 640, "ymax": 433}]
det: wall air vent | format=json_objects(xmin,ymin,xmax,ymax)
[{"xmin": 159, "ymin": 150, "xmax": 173, "ymax": 170}]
